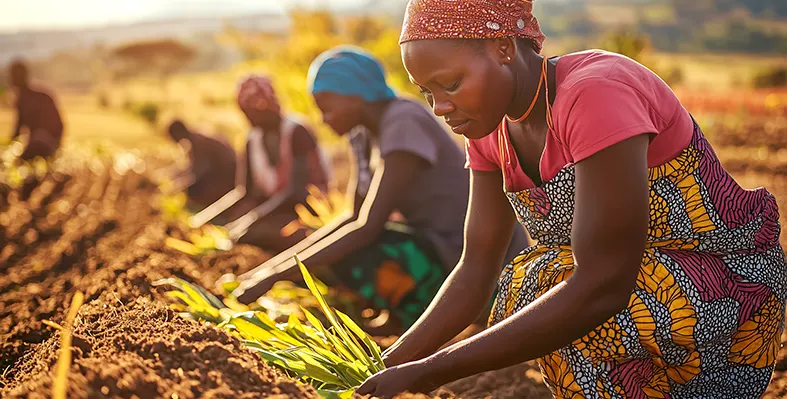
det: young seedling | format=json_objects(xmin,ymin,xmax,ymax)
[{"xmin": 157, "ymin": 256, "xmax": 384, "ymax": 397}]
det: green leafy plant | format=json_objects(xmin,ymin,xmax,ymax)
[
  {"xmin": 0, "ymin": 142, "xmax": 49, "ymax": 188},
  {"xmin": 157, "ymin": 256, "xmax": 384, "ymax": 397}
]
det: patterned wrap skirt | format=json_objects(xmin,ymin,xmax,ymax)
[{"xmin": 490, "ymin": 121, "xmax": 787, "ymax": 398}]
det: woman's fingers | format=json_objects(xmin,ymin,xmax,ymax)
[
  {"xmin": 234, "ymin": 278, "xmax": 269, "ymax": 304},
  {"xmin": 355, "ymin": 378, "xmax": 377, "ymax": 396}
]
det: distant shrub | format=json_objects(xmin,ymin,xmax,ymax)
[
  {"xmin": 202, "ymin": 95, "xmax": 232, "ymax": 107},
  {"xmin": 122, "ymin": 98, "xmax": 134, "ymax": 111},
  {"xmin": 97, "ymin": 92, "xmax": 111, "ymax": 109},
  {"xmin": 663, "ymin": 67, "xmax": 684, "ymax": 86},
  {"xmin": 0, "ymin": 84, "xmax": 8, "ymax": 109},
  {"xmin": 753, "ymin": 67, "xmax": 787, "ymax": 88},
  {"xmin": 599, "ymin": 29, "xmax": 651, "ymax": 63},
  {"xmin": 135, "ymin": 102, "xmax": 160, "ymax": 126}
]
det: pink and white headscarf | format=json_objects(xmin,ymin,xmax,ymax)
[{"xmin": 237, "ymin": 75, "xmax": 281, "ymax": 116}]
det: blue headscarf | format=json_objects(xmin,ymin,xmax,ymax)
[{"xmin": 308, "ymin": 46, "xmax": 396, "ymax": 102}]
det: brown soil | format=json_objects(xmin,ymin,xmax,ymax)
[
  {"xmin": 0, "ymin": 158, "xmax": 314, "ymax": 398},
  {"xmin": 4, "ymin": 294, "xmax": 316, "ymax": 399},
  {"xmin": 3, "ymin": 121, "xmax": 787, "ymax": 399},
  {"xmin": 0, "ymin": 158, "xmax": 551, "ymax": 399}
]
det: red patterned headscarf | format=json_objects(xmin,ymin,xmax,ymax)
[
  {"xmin": 237, "ymin": 75, "xmax": 281, "ymax": 116},
  {"xmin": 399, "ymin": 0, "xmax": 546, "ymax": 53}
]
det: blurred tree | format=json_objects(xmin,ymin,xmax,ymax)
[
  {"xmin": 753, "ymin": 67, "xmax": 787, "ymax": 88},
  {"xmin": 134, "ymin": 102, "xmax": 160, "ymax": 127},
  {"xmin": 0, "ymin": 83, "xmax": 7, "ymax": 109},
  {"xmin": 291, "ymin": 9, "xmax": 339, "ymax": 37},
  {"xmin": 277, "ymin": 10, "xmax": 344, "ymax": 71},
  {"xmin": 596, "ymin": 29, "xmax": 682, "ymax": 86},
  {"xmin": 219, "ymin": 24, "xmax": 284, "ymax": 61},
  {"xmin": 97, "ymin": 92, "xmax": 111, "ymax": 109},
  {"xmin": 364, "ymin": 29, "xmax": 423, "ymax": 99},
  {"xmin": 109, "ymin": 39, "xmax": 196, "ymax": 102},
  {"xmin": 346, "ymin": 15, "xmax": 389, "ymax": 45},
  {"xmin": 598, "ymin": 29, "xmax": 651, "ymax": 63}
]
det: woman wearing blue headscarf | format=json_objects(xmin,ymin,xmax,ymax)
[{"xmin": 227, "ymin": 46, "xmax": 527, "ymax": 333}]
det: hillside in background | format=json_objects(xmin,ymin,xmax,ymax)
[
  {"xmin": 0, "ymin": 0, "xmax": 784, "ymax": 78},
  {"xmin": 537, "ymin": 0, "xmax": 787, "ymax": 53}
]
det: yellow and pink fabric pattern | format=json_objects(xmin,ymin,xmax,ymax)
[{"xmin": 492, "ymin": 121, "xmax": 787, "ymax": 398}]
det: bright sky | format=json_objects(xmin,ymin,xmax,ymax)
[{"xmin": 0, "ymin": 0, "xmax": 361, "ymax": 32}]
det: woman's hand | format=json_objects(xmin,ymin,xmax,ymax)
[
  {"xmin": 356, "ymin": 359, "xmax": 441, "ymax": 399},
  {"xmin": 233, "ymin": 275, "xmax": 277, "ymax": 304},
  {"xmin": 365, "ymin": 135, "xmax": 653, "ymax": 389},
  {"xmin": 380, "ymin": 342, "xmax": 418, "ymax": 368},
  {"xmin": 366, "ymin": 170, "xmax": 517, "ymax": 372}
]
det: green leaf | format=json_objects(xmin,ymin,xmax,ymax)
[
  {"xmin": 156, "ymin": 278, "xmax": 225, "ymax": 311},
  {"xmin": 295, "ymin": 255, "xmax": 372, "ymax": 367},
  {"xmin": 302, "ymin": 307, "xmax": 355, "ymax": 362},
  {"xmin": 164, "ymin": 291, "xmax": 222, "ymax": 322},
  {"xmin": 230, "ymin": 317, "xmax": 289, "ymax": 349},
  {"xmin": 165, "ymin": 237, "xmax": 203, "ymax": 256},
  {"xmin": 336, "ymin": 310, "xmax": 385, "ymax": 373},
  {"xmin": 249, "ymin": 347, "xmax": 308, "ymax": 373}
]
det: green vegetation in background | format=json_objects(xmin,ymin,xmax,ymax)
[
  {"xmin": 537, "ymin": 0, "xmax": 787, "ymax": 55},
  {"xmin": 200, "ymin": 10, "xmax": 425, "ymax": 147}
]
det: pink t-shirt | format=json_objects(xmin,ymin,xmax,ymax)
[{"xmin": 466, "ymin": 50, "xmax": 694, "ymax": 192}]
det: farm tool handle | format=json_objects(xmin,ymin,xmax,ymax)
[
  {"xmin": 225, "ymin": 193, "xmax": 289, "ymax": 240},
  {"xmin": 191, "ymin": 147, "xmax": 251, "ymax": 228},
  {"xmin": 190, "ymin": 187, "xmax": 245, "ymax": 228}
]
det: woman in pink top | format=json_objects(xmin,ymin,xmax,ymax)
[{"xmin": 358, "ymin": 1, "xmax": 787, "ymax": 398}]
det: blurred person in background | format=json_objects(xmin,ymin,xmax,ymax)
[
  {"xmin": 354, "ymin": 1, "xmax": 787, "ymax": 397},
  {"xmin": 227, "ymin": 46, "xmax": 527, "ymax": 334},
  {"xmin": 159, "ymin": 120, "xmax": 237, "ymax": 209},
  {"xmin": 7, "ymin": 59, "xmax": 64, "ymax": 161},
  {"xmin": 210, "ymin": 75, "xmax": 332, "ymax": 253}
]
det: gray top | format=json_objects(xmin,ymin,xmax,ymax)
[{"xmin": 351, "ymin": 98, "xmax": 528, "ymax": 269}]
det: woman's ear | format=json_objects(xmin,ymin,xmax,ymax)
[{"xmin": 495, "ymin": 37, "xmax": 518, "ymax": 65}]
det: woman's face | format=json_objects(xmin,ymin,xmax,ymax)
[
  {"xmin": 312, "ymin": 92, "xmax": 364, "ymax": 136},
  {"xmin": 242, "ymin": 108, "xmax": 281, "ymax": 132},
  {"xmin": 402, "ymin": 38, "xmax": 515, "ymax": 140}
]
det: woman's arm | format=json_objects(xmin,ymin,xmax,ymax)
[
  {"xmin": 358, "ymin": 135, "xmax": 650, "ymax": 397},
  {"xmin": 10, "ymin": 100, "xmax": 23, "ymax": 141},
  {"xmin": 189, "ymin": 149, "xmax": 248, "ymax": 227},
  {"xmin": 233, "ymin": 150, "xmax": 430, "ymax": 304},
  {"xmin": 11, "ymin": 116, "xmax": 22, "ymax": 141},
  {"xmin": 381, "ymin": 169, "xmax": 517, "ymax": 367},
  {"xmin": 224, "ymin": 149, "xmax": 311, "ymax": 240}
]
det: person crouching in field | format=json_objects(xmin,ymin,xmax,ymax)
[
  {"xmin": 226, "ymin": 46, "xmax": 527, "ymax": 333},
  {"xmin": 206, "ymin": 75, "xmax": 332, "ymax": 253},
  {"xmin": 7, "ymin": 59, "xmax": 64, "ymax": 161},
  {"xmin": 159, "ymin": 120, "xmax": 237, "ymax": 209},
  {"xmin": 351, "ymin": 1, "xmax": 787, "ymax": 398}
]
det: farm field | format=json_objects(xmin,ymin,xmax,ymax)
[
  {"xmin": 0, "ymin": 147, "xmax": 549, "ymax": 398},
  {"xmin": 1, "ymin": 102, "xmax": 787, "ymax": 397},
  {"xmin": 3, "ymin": 0, "xmax": 787, "ymax": 394},
  {"xmin": 0, "ymin": 11, "xmax": 786, "ymax": 394}
]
